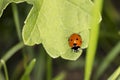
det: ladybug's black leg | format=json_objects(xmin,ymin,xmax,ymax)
[{"xmin": 72, "ymin": 46, "xmax": 80, "ymax": 53}]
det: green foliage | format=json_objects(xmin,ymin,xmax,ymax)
[
  {"xmin": 0, "ymin": 60, "xmax": 9, "ymax": 80},
  {"xmin": 0, "ymin": 0, "xmax": 119, "ymax": 80},
  {"xmin": 95, "ymin": 42, "xmax": 120, "ymax": 79},
  {"xmin": 108, "ymin": 66, "xmax": 120, "ymax": 80},
  {"xmin": 0, "ymin": 0, "xmax": 24, "ymax": 17},
  {"xmin": 22, "ymin": 0, "xmax": 100, "ymax": 60},
  {"xmin": 84, "ymin": 0, "xmax": 103, "ymax": 79},
  {"xmin": 0, "ymin": 0, "xmax": 100, "ymax": 60},
  {"xmin": 53, "ymin": 72, "xmax": 66, "ymax": 80},
  {"xmin": 21, "ymin": 59, "xmax": 36, "ymax": 80},
  {"xmin": 0, "ymin": 42, "xmax": 24, "ymax": 69}
]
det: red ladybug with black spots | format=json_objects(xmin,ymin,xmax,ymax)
[{"xmin": 68, "ymin": 33, "xmax": 82, "ymax": 52}]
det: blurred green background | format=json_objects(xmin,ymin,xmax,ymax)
[{"xmin": 0, "ymin": 0, "xmax": 120, "ymax": 80}]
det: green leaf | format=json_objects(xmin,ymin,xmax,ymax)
[
  {"xmin": 0, "ymin": 0, "xmax": 24, "ymax": 17},
  {"xmin": 0, "ymin": 0, "xmax": 101, "ymax": 60},
  {"xmin": 22, "ymin": 0, "xmax": 44, "ymax": 45},
  {"xmin": 22, "ymin": 0, "xmax": 101, "ymax": 60}
]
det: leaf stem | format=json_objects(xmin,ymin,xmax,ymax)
[
  {"xmin": 11, "ymin": 3, "xmax": 22, "ymax": 41},
  {"xmin": 47, "ymin": 56, "xmax": 52, "ymax": 80},
  {"xmin": 84, "ymin": 0, "xmax": 103, "ymax": 80},
  {"xmin": 0, "ymin": 42, "xmax": 24, "ymax": 69},
  {"xmin": 11, "ymin": 3, "xmax": 28, "ymax": 68},
  {"xmin": 0, "ymin": 60, "xmax": 9, "ymax": 80}
]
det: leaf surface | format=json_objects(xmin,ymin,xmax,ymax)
[{"xmin": 0, "ymin": 0, "xmax": 101, "ymax": 60}]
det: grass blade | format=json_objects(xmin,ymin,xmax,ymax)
[
  {"xmin": 0, "ymin": 60, "xmax": 9, "ymax": 80},
  {"xmin": 53, "ymin": 72, "xmax": 66, "ymax": 80},
  {"xmin": 12, "ymin": 3, "xmax": 22, "ymax": 41},
  {"xmin": 84, "ymin": 0, "xmax": 103, "ymax": 80},
  {"xmin": 21, "ymin": 58, "xmax": 36, "ymax": 80},
  {"xmin": 0, "ymin": 42, "xmax": 24, "ymax": 69},
  {"xmin": 108, "ymin": 66, "xmax": 120, "ymax": 80},
  {"xmin": 95, "ymin": 41, "xmax": 120, "ymax": 79}
]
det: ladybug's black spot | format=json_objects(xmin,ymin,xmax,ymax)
[{"xmin": 76, "ymin": 38, "xmax": 78, "ymax": 40}]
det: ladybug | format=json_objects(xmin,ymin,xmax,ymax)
[{"xmin": 68, "ymin": 33, "xmax": 82, "ymax": 52}]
